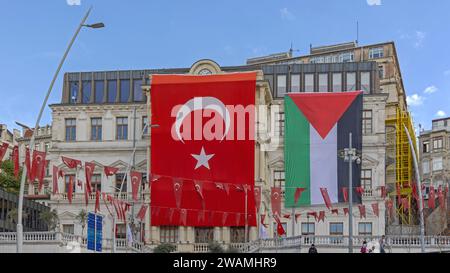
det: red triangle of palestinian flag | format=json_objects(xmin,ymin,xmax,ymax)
[{"xmin": 287, "ymin": 91, "xmax": 361, "ymax": 139}]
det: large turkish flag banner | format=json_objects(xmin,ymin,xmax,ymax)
[{"xmin": 150, "ymin": 72, "xmax": 257, "ymax": 227}]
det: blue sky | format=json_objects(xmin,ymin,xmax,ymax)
[{"xmin": 0, "ymin": 0, "xmax": 449, "ymax": 132}]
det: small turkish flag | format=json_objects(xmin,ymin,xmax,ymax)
[
  {"xmin": 380, "ymin": 186, "xmax": 387, "ymax": 199},
  {"xmin": 295, "ymin": 213, "xmax": 301, "ymax": 223},
  {"xmin": 371, "ymin": 203, "xmax": 379, "ymax": 217},
  {"xmin": 294, "ymin": 188, "xmax": 305, "ymax": 204},
  {"xmin": 25, "ymin": 148, "xmax": 32, "ymax": 182},
  {"xmin": 428, "ymin": 186, "xmax": 436, "ymax": 209},
  {"xmin": 343, "ymin": 207, "xmax": 349, "ymax": 216},
  {"xmin": 317, "ymin": 211, "xmax": 325, "ymax": 222},
  {"xmin": 307, "ymin": 212, "xmax": 318, "ymax": 221},
  {"xmin": 62, "ymin": 156, "xmax": 81, "ymax": 169},
  {"xmin": 271, "ymin": 187, "xmax": 282, "ymax": 217},
  {"xmin": 104, "ymin": 166, "xmax": 119, "ymax": 177},
  {"xmin": 136, "ymin": 205, "xmax": 148, "ymax": 221},
  {"xmin": 331, "ymin": 209, "xmax": 339, "ymax": 215},
  {"xmin": 342, "ymin": 187, "xmax": 348, "ymax": 203},
  {"xmin": 0, "ymin": 142, "xmax": 8, "ymax": 161},
  {"xmin": 130, "ymin": 171, "xmax": 142, "ymax": 201},
  {"xmin": 254, "ymin": 186, "xmax": 261, "ymax": 213},
  {"xmin": 356, "ymin": 186, "xmax": 364, "ymax": 196},
  {"xmin": 173, "ymin": 178, "xmax": 183, "ymax": 208},
  {"xmin": 67, "ymin": 176, "xmax": 74, "ymax": 204},
  {"xmin": 12, "ymin": 146, "xmax": 19, "ymax": 178},
  {"xmin": 194, "ymin": 180, "xmax": 205, "ymax": 203},
  {"xmin": 274, "ymin": 215, "xmax": 286, "ymax": 236},
  {"xmin": 31, "ymin": 150, "xmax": 46, "ymax": 188},
  {"xmin": 95, "ymin": 190, "xmax": 100, "ymax": 213},
  {"xmin": 52, "ymin": 166, "xmax": 59, "ymax": 194},
  {"xmin": 84, "ymin": 162, "xmax": 96, "ymax": 194},
  {"xmin": 320, "ymin": 188, "xmax": 333, "ymax": 210},
  {"xmin": 358, "ymin": 204, "xmax": 366, "ymax": 219}
]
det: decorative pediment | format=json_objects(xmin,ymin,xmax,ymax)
[
  {"xmin": 362, "ymin": 154, "xmax": 379, "ymax": 166},
  {"xmin": 135, "ymin": 159, "xmax": 147, "ymax": 171},
  {"xmin": 59, "ymin": 211, "xmax": 77, "ymax": 220},
  {"xmin": 189, "ymin": 59, "xmax": 222, "ymax": 75},
  {"xmin": 268, "ymin": 155, "xmax": 284, "ymax": 169}
]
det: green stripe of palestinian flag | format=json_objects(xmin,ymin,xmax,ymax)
[{"xmin": 284, "ymin": 96, "xmax": 311, "ymax": 206}]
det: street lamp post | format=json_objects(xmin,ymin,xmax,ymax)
[
  {"xmin": 16, "ymin": 6, "xmax": 104, "ymax": 253},
  {"xmin": 343, "ymin": 133, "xmax": 361, "ymax": 253}
]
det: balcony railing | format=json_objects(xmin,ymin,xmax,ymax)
[{"xmin": 56, "ymin": 192, "xmax": 145, "ymax": 201}]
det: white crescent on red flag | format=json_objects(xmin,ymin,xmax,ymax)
[
  {"xmin": 271, "ymin": 187, "xmax": 282, "ymax": 217},
  {"xmin": 172, "ymin": 178, "xmax": 183, "ymax": 209},
  {"xmin": 104, "ymin": 166, "xmax": 119, "ymax": 177}
]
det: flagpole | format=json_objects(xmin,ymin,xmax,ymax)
[
  {"xmin": 244, "ymin": 189, "xmax": 248, "ymax": 243},
  {"xmin": 15, "ymin": 6, "xmax": 100, "ymax": 253}
]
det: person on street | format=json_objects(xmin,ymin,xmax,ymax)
[
  {"xmin": 360, "ymin": 241, "xmax": 368, "ymax": 253},
  {"xmin": 308, "ymin": 244, "xmax": 318, "ymax": 253},
  {"xmin": 379, "ymin": 235, "xmax": 386, "ymax": 253}
]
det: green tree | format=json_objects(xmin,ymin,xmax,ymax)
[
  {"xmin": 76, "ymin": 209, "xmax": 88, "ymax": 237},
  {"xmin": 0, "ymin": 160, "xmax": 21, "ymax": 194},
  {"xmin": 6, "ymin": 208, "xmax": 28, "ymax": 225},
  {"xmin": 40, "ymin": 209, "xmax": 59, "ymax": 231},
  {"xmin": 153, "ymin": 243, "xmax": 177, "ymax": 253}
]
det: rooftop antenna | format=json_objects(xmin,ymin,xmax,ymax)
[
  {"xmin": 356, "ymin": 21, "xmax": 359, "ymax": 46},
  {"xmin": 289, "ymin": 42, "xmax": 300, "ymax": 57}
]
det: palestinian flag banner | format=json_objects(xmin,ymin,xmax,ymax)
[{"xmin": 284, "ymin": 91, "xmax": 363, "ymax": 207}]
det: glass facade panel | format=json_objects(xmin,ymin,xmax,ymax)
[
  {"xmin": 277, "ymin": 75, "xmax": 287, "ymax": 97},
  {"xmin": 120, "ymin": 80, "xmax": 130, "ymax": 103},
  {"xmin": 332, "ymin": 73, "xmax": 342, "ymax": 92},
  {"xmin": 69, "ymin": 81, "xmax": 78, "ymax": 103},
  {"xmin": 361, "ymin": 72, "xmax": 371, "ymax": 94},
  {"xmin": 82, "ymin": 81, "xmax": 91, "ymax": 104},
  {"xmin": 94, "ymin": 80, "xmax": 104, "ymax": 103},
  {"xmin": 346, "ymin": 72, "xmax": 356, "ymax": 91},
  {"xmin": 133, "ymin": 79, "xmax": 143, "ymax": 102},
  {"xmin": 65, "ymin": 118, "xmax": 76, "ymax": 141},
  {"xmin": 318, "ymin": 73, "xmax": 328, "ymax": 92},
  {"xmin": 290, "ymin": 74, "xmax": 300, "ymax": 92},
  {"xmin": 107, "ymin": 80, "xmax": 117, "ymax": 103},
  {"xmin": 91, "ymin": 118, "xmax": 102, "ymax": 141},
  {"xmin": 305, "ymin": 74, "xmax": 314, "ymax": 92},
  {"xmin": 116, "ymin": 117, "xmax": 128, "ymax": 140}
]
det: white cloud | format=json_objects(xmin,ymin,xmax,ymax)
[
  {"xmin": 406, "ymin": 94, "xmax": 424, "ymax": 106},
  {"xmin": 66, "ymin": 0, "xmax": 81, "ymax": 6},
  {"xmin": 436, "ymin": 110, "xmax": 447, "ymax": 118},
  {"xmin": 423, "ymin": 85, "xmax": 438, "ymax": 94},
  {"xmin": 280, "ymin": 8, "xmax": 295, "ymax": 21},
  {"xmin": 414, "ymin": 31, "xmax": 426, "ymax": 48},
  {"xmin": 367, "ymin": 0, "xmax": 382, "ymax": 6}
]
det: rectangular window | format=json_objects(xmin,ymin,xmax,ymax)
[
  {"xmin": 120, "ymin": 80, "xmax": 130, "ymax": 103},
  {"xmin": 273, "ymin": 170, "xmax": 285, "ymax": 189},
  {"xmin": 91, "ymin": 118, "xmax": 102, "ymax": 141},
  {"xmin": 275, "ymin": 112, "xmax": 285, "ymax": 136},
  {"xmin": 433, "ymin": 157, "xmax": 443, "ymax": 171},
  {"xmin": 94, "ymin": 80, "xmax": 104, "ymax": 103},
  {"xmin": 115, "ymin": 173, "xmax": 127, "ymax": 192},
  {"xmin": 369, "ymin": 47, "xmax": 384, "ymax": 59},
  {"xmin": 107, "ymin": 80, "xmax": 117, "ymax": 103},
  {"xmin": 69, "ymin": 81, "xmax": 79, "ymax": 104},
  {"xmin": 290, "ymin": 74, "xmax": 301, "ymax": 93},
  {"xmin": 346, "ymin": 72, "xmax": 356, "ymax": 91},
  {"xmin": 82, "ymin": 80, "xmax": 91, "ymax": 104},
  {"xmin": 195, "ymin": 227, "xmax": 214, "ymax": 243},
  {"xmin": 133, "ymin": 79, "xmax": 143, "ymax": 102},
  {"xmin": 305, "ymin": 74, "xmax": 314, "ymax": 92},
  {"xmin": 362, "ymin": 110, "xmax": 373, "ymax": 134},
  {"xmin": 45, "ymin": 143, "xmax": 50, "ymax": 153},
  {"xmin": 62, "ymin": 224, "xmax": 75, "ymax": 234},
  {"xmin": 142, "ymin": 116, "xmax": 149, "ymax": 135},
  {"xmin": 116, "ymin": 224, "xmax": 126, "ymax": 238},
  {"xmin": 65, "ymin": 118, "xmax": 76, "ymax": 141},
  {"xmin": 64, "ymin": 175, "xmax": 75, "ymax": 193},
  {"xmin": 329, "ymin": 222, "xmax": 344, "ymax": 235},
  {"xmin": 332, "ymin": 73, "xmax": 342, "ymax": 92},
  {"xmin": 230, "ymin": 227, "xmax": 249, "ymax": 243},
  {"xmin": 358, "ymin": 223, "xmax": 373, "ymax": 235},
  {"xmin": 318, "ymin": 73, "xmax": 328, "ymax": 92},
  {"xmin": 160, "ymin": 226, "xmax": 179, "ymax": 243},
  {"xmin": 116, "ymin": 117, "xmax": 128, "ymax": 140},
  {"xmin": 378, "ymin": 65, "xmax": 385, "ymax": 79},
  {"xmin": 422, "ymin": 142, "xmax": 430, "ymax": 153},
  {"xmin": 361, "ymin": 169, "xmax": 372, "ymax": 189},
  {"xmin": 361, "ymin": 72, "xmax": 371, "ymax": 94},
  {"xmin": 433, "ymin": 138, "xmax": 443, "ymax": 150},
  {"xmin": 301, "ymin": 223, "xmax": 315, "ymax": 235},
  {"xmin": 340, "ymin": 52, "xmax": 354, "ymax": 63},
  {"xmin": 277, "ymin": 75, "xmax": 287, "ymax": 97},
  {"xmin": 422, "ymin": 161, "xmax": 430, "ymax": 174},
  {"xmin": 91, "ymin": 174, "xmax": 101, "ymax": 192}
]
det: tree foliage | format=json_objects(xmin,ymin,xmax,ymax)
[
  {"xmin": 40, "ymin": 209, "xmax": 59, "ymax": 231},
  {"xmin": 0, "ymin": 160, "xmax": 21, "ymax": 194},
  {"xmin": 153, "ymin": 243, "xmax": 177, "ymax": 253}
]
